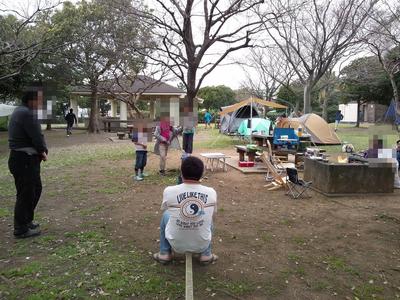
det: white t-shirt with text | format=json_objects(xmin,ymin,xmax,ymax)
[{"xmin": 162, "ymin": 183, "xmax": 217, "ymax": 254}]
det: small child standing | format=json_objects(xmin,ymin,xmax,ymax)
[{"xmin": 132, "ymin": 123, "xmax": 148, "ymax": 181}]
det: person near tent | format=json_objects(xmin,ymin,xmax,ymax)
[
  {"xmin": 8, "ymin": 91, "xmax": 48, "ymax": 239},
  {"xmin": 153, "ymin": 156, "xmax": 218, "ymax": 265},
  {"xmin": 334, "ymin": 110, "xmax": 344, "ymax": 131},
  {"xmin": 65, "ymin": 108, "xmax": 77, "ymax": 136},
  {"xmin": 154, "ymin": 115, "xmax": 182, "ymax": 176},
  {"xmin": 204, "ymin": 110, "xmax": 212, "ymax": 129},
  {"xmin": 276, "ymin": 113, "xmax": 288, "ymax": 128}
]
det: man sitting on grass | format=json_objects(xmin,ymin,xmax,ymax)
[{"xmin": 153, "ymin": 156, "xmax": 218, "ymax": 265}]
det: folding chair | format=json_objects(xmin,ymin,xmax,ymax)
[
  {"xmin": 264, "ymin": 141, "xmax": 295, "ymax": 181},
  {"xmin": 285, "ymin": 168, "xmax": 312, "ymax": 199},
  {"xmin": 260, "ymin": 153, "xmax": 287, "ymax": 190}
]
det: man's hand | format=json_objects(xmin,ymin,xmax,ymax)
[
  {"xmin": 41, "ymin": 152, "xmax": 48, "ymax": 161},
  {"xmin": 143, "ymin": 144, "xmax": 147, "ymax": 149}
]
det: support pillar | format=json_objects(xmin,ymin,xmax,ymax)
[
  {"xmin": 110, "ymin": 99, "xmax": 117, "ymax": 117},
  {"xmin": 149, "ymin": 101, "xmax": 155, "ymax": 120},
  {"xmin": 170, "ymin": 97, "xmax": 180, "ymax": 126},
  {"xmin": 155, "ymin": 98, "xmax": 161, "ymax": 120},
  {"xmin": 119, "ymin": 101, "xmax": 127, "ymax": 127}
]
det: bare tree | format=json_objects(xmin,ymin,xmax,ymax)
[
  {"xmin": 0, "ymin": 0, "xmax": 61, "ymax": 81},
  {"xmin": 316, "ymin": 68, "xmax": 337, "ymax": 121},
  {"xmin": 131, "ymin": 1, "xmax": 276, "ymax": 112},
  {"xmin": 366, "ymin": 0, "xmax": 400, "ymax": 116},
  {"xmin": 259, "ymin": 0, "xmax": 378, "ymax": 113},
  {"xmin": 139, "ymin": 0, "xmax": 270, "ymax": 106},
  {"xmin": 121, "ymin": 0, "xmax": 287, "ymax": 150},
  {"xmin": 238, "ymin": 45, "xmax": 296, "ymax": 100}
]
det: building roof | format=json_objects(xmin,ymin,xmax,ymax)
[{"xmin": 70, "ymin": 76, "xmax": 185, "ymax": 96}]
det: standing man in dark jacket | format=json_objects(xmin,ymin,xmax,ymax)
[
  {"xmin": 334, "ymin": 110, "xmax": 344, "ymax": 131},
  {"xmin": 65, "ymin": 108, "xmax": 78, "ymax": 136},
  {"xmin": 8, "ymin": 91, "xmax": 48, "ymax": 238}
]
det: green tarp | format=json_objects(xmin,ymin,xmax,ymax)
[{"xmin": 237, "ymin": 118, "xmax": 271, "ymax": 136}]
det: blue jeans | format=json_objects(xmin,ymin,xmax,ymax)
[
  {"xmin": 159, "ymin": 211, "xmax": 212, "ymax": 256},
  {"xmin": 135, "ymin": 151, "xmax": 147, "ymax": 172}
]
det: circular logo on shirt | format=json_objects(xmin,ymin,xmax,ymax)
[{"xmin": 180, "ymin": 198, "xmax": 204, "ymax": 220}]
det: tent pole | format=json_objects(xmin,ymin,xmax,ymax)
[{"xmin": 250, "ymin": 96, "xmax": 253, "ymax": 134}]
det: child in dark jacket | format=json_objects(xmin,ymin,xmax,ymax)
[{"xmin": 132, "ymin": 123, "xmax": 149, "ymax": 181}]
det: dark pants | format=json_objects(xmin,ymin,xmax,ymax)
[
  {"xmin": 8, "ymin": 151, "xmax": 42, "ymax": 235},
  {"xmin": 183, "ymin": 133, "xmax": 194, "ymax": 154},
  {"xmin": 397, "ymin": 151, "xmax": 400, "ymax": 169},
  {"xmin": 66, "ymin": 122, "xmax": 74, "ymax": 134},
  {"xmin": 135, "ymin": 151, "xmax": 147, "ymax": 173}
]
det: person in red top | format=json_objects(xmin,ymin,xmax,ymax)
[{"xmin": 154, "ymin": 116, "xmax": 182, "ymax": 175}]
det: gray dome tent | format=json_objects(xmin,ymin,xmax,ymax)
[{"xmin": 219, "ymin": 103, "xmax": 259, "ymax": 134}]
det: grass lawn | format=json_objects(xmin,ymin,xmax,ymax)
[
  {"xmin": 321, "ymin": 123, "xmax": 399, "ymax": 153},
  {"xmin": 0, "ymin": 125, "xmax": 399, "ymax": 300}
]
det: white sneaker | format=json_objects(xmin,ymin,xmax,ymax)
[{"xmin": 135, "ymin": 176, "xmax": 143, "ymax": 181}]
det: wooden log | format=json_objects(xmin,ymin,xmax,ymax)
[{"xmin": 185, "ymin": 253, "xmax": 194, "ymax": 300}]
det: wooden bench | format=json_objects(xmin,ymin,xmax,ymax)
[{"xmin": 235, "ymin": 145, "xmax": 257, "ymax": 162}]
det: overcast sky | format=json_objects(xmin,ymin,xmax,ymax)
[
  {"xmin": 0, "ymin": 0, "xmax": 251, "ymax": 90},
  {"xmin": 0, "ymin": 0, "xmax": 367, "ymax": 91}
]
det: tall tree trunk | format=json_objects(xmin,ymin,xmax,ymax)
[
  {"xmin": 187, "ymin": 68, "xmax": 196, "ymax": 112},
  {"xmin": 88, "ymin": 84, "xmax": 99, "ymax": 133},
  {"xmin": 303, "ymin": 80, "xmax": 312, "ymax": 114},
  {"xmin": 389, "ymin": 73, "xmax": 400, "ymax": 116},
  {"xmin": 186, "ymin": 86, "xmax": 197, "ymax": 152},
  {"xmin": 319, "ymin": 88, "xmax": 328, "ymax": 121},
  {"xmin": 322, "ymin": 97, "xmax": 328, "ymax": 121}
]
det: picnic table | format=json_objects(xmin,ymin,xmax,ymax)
[
  {"xmin": 102, "ymin": 119, "xmax": 133, "ymax": 133},
  {"xmin": 251, "ymin": 133, "xmax": 273, "ymax": 147}
]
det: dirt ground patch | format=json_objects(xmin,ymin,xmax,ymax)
[{"xmin": 0, "ymin": 128, "xmax": 399, "ymax": 299}]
